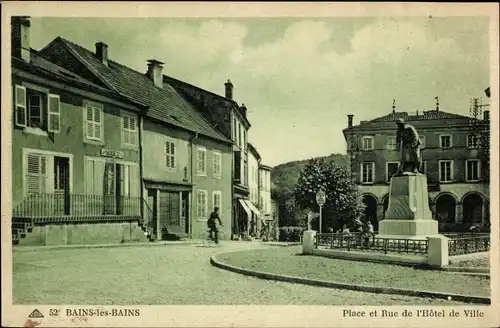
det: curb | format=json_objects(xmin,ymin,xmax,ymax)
[
  {"xmin": 440, "ymin": 266, "xmax": 490, "ymax": 274},
  {"xmin": 210, "ymin": 253, "xmax": 490, "ymax": 305},
  {"xmin": 13, "ymin": 240, "xmax": 202, "ymax": 252}
]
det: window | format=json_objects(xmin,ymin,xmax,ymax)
[
  {"xmin": 361, "ymin": 162, "xmax": 375, "ymax": 183},
  {"xmin": 243, "ymin": 130, "xmax": 247, "ymax": 152},
  {"xmin": 26, "ymin": 153, "xmax": 47, "ymax": 193},
  {"xmin": 420, "ymin": 161, "xmax": 427, "ymax": 175},
  {"xmin": 386, "ymin": 136, "xmax": 397, "ymax": 150},
  {"xmin": 165, "ymin": 140, "xmax": 176, "ymax": 170},
  {"xmin": 243, "ymin": 160, "xmax": 248, "ymax": 185},
  {"xmin": 15, "ymin": 85, "xmax": 60, "ymax": 132},
  {"xmin": 213, "ymin": 151, "xmax": 221, "ymax": 178},
  {"xmin": 85, "ymin": 159, "xmax": 138, "ymax": 197},
  {"xmin": 238, "ymin": 123, "xmax": 242, "ymax": 148},
  {"xmin": 213, "ymin": 190, "xmax": 222, "ymax": 211},
  {"xmin": 439, "ymin": 160, "xmax": 453, "ymax": 182},
  {"xmin": 122, "ymin": 114, "xmax": 137, "ymax": 146},
  {"xmin": 386, "ymin": 162, "xmax": 399, "ymax": 182},
  {"xmin": 440, "ymin": 135, "xmax": 452, "ymax": 148},
  {"xmin": 197, "ymin": 189, "xmax": 208, "ymax": 219},
  {"xmin": 234, "ymin": 151, "xmax": 241, "ymax": 182},
  {"xmin": 466, "ymin": 160, "xmax": 481, "ymax": 181},
  {"xmin": 197, "ymin": 147, "xmax": 206, "ymax": 175},
  {"xmin": 467, "ymin": 135, "xmax": 479, "ymax": 148},
  {"xmin": 85, "ymin": 103, "xmax": 103, "ymax": 141},
  {"xmin": 362, "ymin": 136, "xmax": 374, "ymax": 150},
  {"xmin": 86, "ymin": 158, "xmax": 105, "ymax": 195},
  {"xmin": 54, "ymin": 157, "xmax": 69, "ymax": 192},
  {"xmin": 419, "ymin": 136, "xmax": 426, "ymax": 149},
  {"xmin": 233, "ymin": 117, "xmax": 237, "ymax": 142}
]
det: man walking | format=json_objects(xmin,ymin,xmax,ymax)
[{"xmin": 207, "ymin": 207, "xmax": 223, "ymax": 244}]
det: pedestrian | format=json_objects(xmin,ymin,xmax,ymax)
[
  {"xmin": 207, "ymin": 207, "xmax": 223, "ymax": 244},
  {"xmin": 364, "ymin": 221, "xmax": 375, "ymax": 248}
]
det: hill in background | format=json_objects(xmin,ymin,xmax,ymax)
[{"xmin": 271, "ymin": 153, "xmax": 350, "ymax": 199}]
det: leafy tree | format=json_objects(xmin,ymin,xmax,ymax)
[{"xmin": 294, "ymin": 158, "xmax": 365, "ymax": 232}]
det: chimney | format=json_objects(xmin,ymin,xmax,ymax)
[
  {"xmin": 225, "ymin": 79, "xmax": 233, "ymax": 99},
  {"xmin": 95, "ymin": 42, "xmax": 109, "ymax": 66},
  {"xmin": 347, "ymin": 114, "xmax": 354, "ymax": 128},
  {"xmin": 146, "ymin": 59, "xmax": 164, "ymax": 88},
  {"xmin": 392, "ymin": 99, "xmax": 396, "ymax": 113},
  {"xmin": 11, "ymin": 16, "xmax": 31, "ymax": 62},
  {"xmin": 484, "ymin": 110, "xmax": 490, "ymax": 121},
  {"xmin": 435, "ymin": 96, "xmax": 440, "ymax": 111},
  {"xmin": 485, "ymin": 87, "xmax": 491, "ymax": 98},
  {"xmin": 240, "ymin": 104, "xmax": 247, "ymax": 118}
]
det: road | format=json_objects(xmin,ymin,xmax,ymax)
[{"xmin": 13, "ymin": 241, "xmax": 466, "ymax": 305}]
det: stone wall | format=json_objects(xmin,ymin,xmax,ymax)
[{"xmin": 18, "ymin": 221, "xmax": 148, "ymax": 246}]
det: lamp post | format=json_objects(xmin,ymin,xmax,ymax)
[{"xmin": 316, "ymin": 189, "xmax": 326, "ymax": 234}]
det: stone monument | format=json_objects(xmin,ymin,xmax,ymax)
[{"xmin": 378, "ymin": 118, "xmax": 439, "ymax": 238}]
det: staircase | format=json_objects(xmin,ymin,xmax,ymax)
[
  {"xmin": 138, "ymin": 199, "xmax": 157, "ymax": 242},
  {"xmin": 12, "ymin": 217, "xmax": 33, "ymax": 245}
]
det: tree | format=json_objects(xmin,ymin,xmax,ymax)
[{"xmin": 294, "ymin": 158, "xmax": 365, "ymax": 232}]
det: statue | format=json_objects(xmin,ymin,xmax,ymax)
[{"xmin": 395, "ymin": 118, "xmax": 421, "ymax": 175}]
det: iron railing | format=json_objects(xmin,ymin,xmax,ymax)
[
  {"xmin": 13, "ymin": 193, "xmax": 142, "ymax": 218},
  {"xmin": 448, "ymin": 235, "xmax": 490, "ymax": 256},
  {"xmin": 314, "ymin": 233, "xmax": 429, "ymax": 255}
]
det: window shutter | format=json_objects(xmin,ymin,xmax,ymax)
[
  {"xmin": 129, "ymin": 165, "xmax": 139, "ymax": 197},
  {"xmin": 15, "ymin": 85, "xmax": 27, "ymax": 127},
  {"xmin": 86, "ymin": 106, "xmax": 94, "ymax": 138},
  {"xmin": 94, "ymin": 107, "xmax": 102, "ymax": 140},
  {"xmin": 130, "ymin": 116, "xmax": 137, "ymax": 145},
  {"xmin": 26, "ymin": 154, "xmax": 47, "ymax": 193},
  {"xmin": 86, "ymin": 159, "xmax": 95, "ymax": 194},
  {"xmin": 94, "ymin": 160, "xmax": 105, "ymax": 196},
  {"xmin": 48, "ymin": 94, "xmax": 61, "ymax": 133}
]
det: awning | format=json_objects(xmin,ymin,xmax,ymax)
[
  {"xmin": 144, "ymin": 179, "xmax": 192, "ymax": 192},
  {"xmin": 238, "ymin": 199, "xmax": 252, "ymax": 217},
  {"xmin": 244, "ymin": 200, "xmax": 262, "ymax": 218}
]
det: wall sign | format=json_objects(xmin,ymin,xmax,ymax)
[{"xmin": 100, "ymin": 149, "xmax": 124, "ymax": 159}]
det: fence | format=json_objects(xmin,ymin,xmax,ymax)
[
  {"xmin": 448, "ymin": 235, "xmax": 491, "ymax": 256},
  {"xmin": 13, "ymin": 193, "xmax": 142, "ymax": 218},
  {"xmin": 315, "ymin": 233, "xmax": 429, "ymax": 255}
]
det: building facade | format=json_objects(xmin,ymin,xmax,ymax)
[
  {"xmin": 342, "ymin": 106, "xmax": 490, "ymax": 232},
  {"xmin": 11, "ymin": 17, "xmax": 148, "ymax": 245},
  {"xmin": 248, "ymin": 143, "xmax": 263, "ymax": 235},
  {"xmin": 163, "ymin": 77, "xmax": 261, "ymax": 239},
  {"xmin": 38, "ymin": 36, "xmax": 234, "ymax": 241}
]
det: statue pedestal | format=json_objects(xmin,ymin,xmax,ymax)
[{"xmin": 378, "ymin": 173, "xmax": 439, "ymax": 238}]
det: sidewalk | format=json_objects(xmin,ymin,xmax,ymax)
[{"xmin": 12, "ymin": 239, "xmax": 202, "ymax": 252}]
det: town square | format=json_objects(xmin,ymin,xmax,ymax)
[{"xmin": 3, "ymin": 6, "xmax": 496, "ymax": 325}]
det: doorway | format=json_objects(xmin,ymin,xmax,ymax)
[{"xmin": 54, "ymin": 156, "xmax": 70, "ymax": 215}]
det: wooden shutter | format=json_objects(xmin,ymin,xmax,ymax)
[
  {"xmin": 129, "ymin": 165, "xmax": 139, "ymax": 197},
  {"xmin": 48, "ymin": 94, "xmax": 61, "ymax": 133},
  {"xmin": 86, "ymin": 159, "xmax": 95, "ymax": 194},
  {"xmin": 26, "ymin": 153, "xmax": 47, "ymax": 193},
  {"xmin": 129, "ymin": 116, "xmax": 137, "ymax": 145},
  {"xmin": 86, "ymin": 106, "xmax": 94, "ymax": 138},
  {"xmin": 94, "ymin": 107, "xmax": 102, "ymax": 140},
  {"xmin": 15, "ymin": 85, "xmax": 27, "ymax": 127}
]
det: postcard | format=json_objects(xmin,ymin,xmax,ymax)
[{"xmin": 2, "ymin": 2, "xmax": 499, "ymax": 327}]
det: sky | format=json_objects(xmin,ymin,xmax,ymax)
[{"xmin": 29, "ymin": 17, "xmax": 490, "ymax": 166}]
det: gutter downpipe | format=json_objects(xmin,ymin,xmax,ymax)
[
  {"xmin": 138, "ymin": 107, "xmax": 147, "ymax": 237},
  {"xmin": 190, "ymin": 131, "xmax": 199, "ymax": 238}
]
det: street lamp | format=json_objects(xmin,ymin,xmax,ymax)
[{"xmin": 316, "ymin": 188, "xmax": 326, "ymax": 234}]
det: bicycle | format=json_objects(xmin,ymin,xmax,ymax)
[{"xmin": 202, "ymin": 226, "xmax": 226, "ymax": 247}]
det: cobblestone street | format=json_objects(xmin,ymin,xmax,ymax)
[{"xmin": 13, "ymin": 242, "xmax": 467, "ymax": 305}]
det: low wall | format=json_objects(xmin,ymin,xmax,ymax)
[
  {"xmin": 312, "ymin": 248, "xmax": 427, "ymax": 266},
  {"xmin": 18, "ymin": 221, "xmax": 148, "ymax": 246}
]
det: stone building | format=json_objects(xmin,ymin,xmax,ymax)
[{"xmin": 342, "ymin": 103, "xmax": 490, "ymax": 232}]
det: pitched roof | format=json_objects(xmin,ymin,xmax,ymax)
[
  {"xmin": 42, "ymin": 37, "xmax": 231, "ymax": 143},
  {"xmin": 13, "ymin": 50, "xmax": 116, "ymax": 97},
  {"xmin": 367, "ymin": 110, "xmax": 470, "ymax": 124},
  {"xmin": 247, "ymin": 142, "xmax": 261, "ymax": 160},
  {"xmin": 163, "ymin": 75, "xmax": 252, "ymax": 129}
]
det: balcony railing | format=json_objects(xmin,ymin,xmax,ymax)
[{"xmin": 13, "ymin": 193, "xmax": 141, "ymax": 218}]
